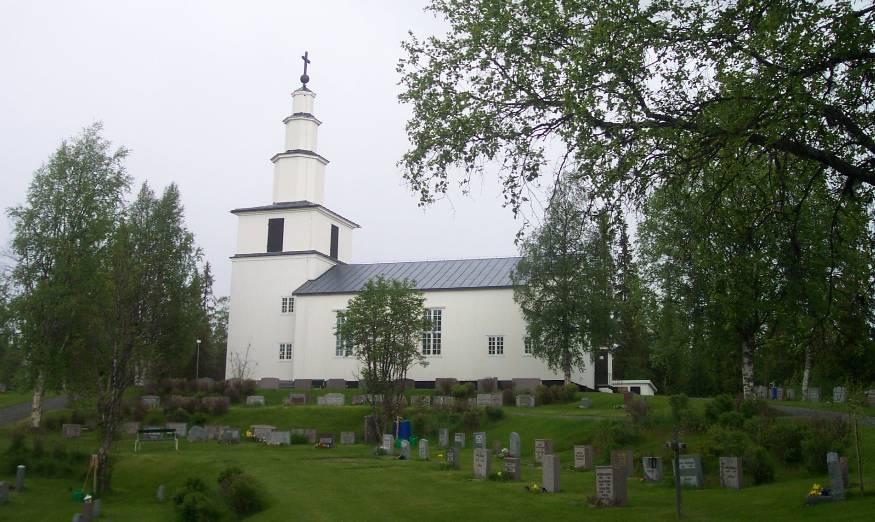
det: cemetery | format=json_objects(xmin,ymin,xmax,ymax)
[{"xmin": 1, "ymin": 384, "xmax": 874, "ymax": 520}]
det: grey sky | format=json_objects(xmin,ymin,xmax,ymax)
[{"xmin": 0, "ymin": 1, "xmax": 536, "ymax": 296}]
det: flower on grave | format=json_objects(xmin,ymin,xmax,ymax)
[
  {"xmin": 497, "ymin": 471, "xmax": 503, "ymax": 477},
  {"xmin": 245, "ymin": 430, "xmax": 253, "ymax": 439},
  {"xmin": 437, "ymin": 453, "xmax": 444, "ymax": 459},
  {"xmin": 808, "ymin": 483, "xmax": 823, "ymax": 497}
]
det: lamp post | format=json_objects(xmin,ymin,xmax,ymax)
[{"xmin": 195, "ymin": 339, "xmax": 202, "ymax": 380}]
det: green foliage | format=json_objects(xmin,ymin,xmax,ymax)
[
  {"xmin": 172, "ymin": 478, "xmax": 228, "ymax": 522},
  {"xmin": 745, "ymin": 446, "xmax": 776, "ymax": 485},
  {"xmin": 801, "ymin": 419, "xmax": 850, "ymax": 474},
  {"xmin": 484, "ymin": 406, "xmax": 504, "ymax": 422},
  {"xmin": 143, "ymin": 410, "xmax": 167, "ymax": 426},
  {"xmin": 669, "ymin": 394, "xmax": 689, "ymax": 423},
  {"xmin": 450, "ymin": 383, "xmax": 475, "ymax": 399},
  {"xmin": 169, "ymin": 408, "xmax": 192, "ymax": 423},
  {"xmin": 594, "ymin": 420, "xmax": 641, "ymax": 453},
  {"xmin": 705, "ymin": 395, "xmax": 736, "ymax": 425},
  {"xmin": 534, "ymin": 384, "xmax": 578, "ymax": 405}
]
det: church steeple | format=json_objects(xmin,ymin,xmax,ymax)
[{"xmin": 271, "ymin": 51, "xmax": 328, "ymax": 204}]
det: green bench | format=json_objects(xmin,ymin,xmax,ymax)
[{"xmin": 134, "ymin": 428, "xmax": 178, "ymax": 453}]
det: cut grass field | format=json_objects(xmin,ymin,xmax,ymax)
[{"xmin": 1, "ymin": 393, "xmax": 874, "ymax": 521}]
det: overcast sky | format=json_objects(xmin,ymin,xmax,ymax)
[{"xmin": 0, "ymin": 1, "xmax": 540, "ymax": 296}]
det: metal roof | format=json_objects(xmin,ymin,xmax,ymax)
[{"xmin": 294, "ymin": 257, "xmax": 521, "ymax": 295}]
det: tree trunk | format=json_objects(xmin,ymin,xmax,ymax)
[
  {"xmin": 801, "ymin": 345, "xmax": 812, "ymax": 398},
  {"xmin": 564, "ymin": 371, "xmax": 571, "ymax": 385},
  {"xmin": 741, "ymin": 336, "xmax": 755, "ymax": 399},
  {"xmin": 30, "ymin": 373, "xmax": 45, "ymax": 429}
]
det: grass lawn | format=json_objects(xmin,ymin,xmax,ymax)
[
  {"xmin": 1, "ymin": 393, "xmax": 873, "ymax": 521},
  {"xmin": 0, "ymin": 390, "xmax": 35, "ymax": 409}
]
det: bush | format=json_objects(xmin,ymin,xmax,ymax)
[
  {"xmin": 172, "ymin": 477, "xmax": 228, "ymax": 522},
  {"xmin": 485, "ymin": 406, "xmax": 504, "ymax": 422},
  {"xmin": 290, "ymin": 434, "xmax": 310, "ymax": 445},
  {"xmin": 143, "ymin": 410, "xmax": 167, "ymax": 426},
  {"xmin": 204, "ymin": 396, "xmax": 230, "ymax": 416},
  {"xmin": 757, "ymin": 420, "xmax": 806, "ymax": 464},
  {"xmin": 219, "ymin": 469, "xmax": 267, "ymax": 518},
  {"xmin": 502, "ymin": 388, "xmax": 514, "ymax": 406},
  {"xmin": 191, "ymin": 413, "xmax": 208, "ymax": 427},
  {"xmin": 461, "ymin": 410, "xmax": 482, "ymax": 430},
  {"xmin": 563, "ymin": 384, "xmax": 579, "ymax": 401},
  {"xmin": 241, "ymin": 379, "xmax": 257, "ymax": 395},
  {"xmin": 436, "ymin": 379, "xmax": 454, "ymax": 395},
  {"xmin": 717, "ymin": 411, "xmax": 745, "ymax": 429},
  {"xmin": 595, "ymin": 419, "xmax": 642, "ymax": 452},
  {"xmin": 169, "ymin": 408, "xmax": 192, "ymax": 423},
  {"xmin": 411, "ymin": 411, "xmax": 433, "ymax": 436},
  {"xmin": 705, "ymin": 394, "xmax": 735, "ymax": 425},
  {"xmin": 745, "ymin": 445, "xmax": 775, "ymax": 485},
  {"xmin": 704, "ymin": 426, "xmax": 751, "ymax": 458},
  {"xmin": 223, "ymin": 387, "xmax": 241, "ymax": 404},
  {"xmin": 801, "ymin": 418, "xmax": 849, "ymax": 474},
  {"xmin": 451, "ymin": 383, "xmax": 475, "ymax": 399},
  {"xmin": 737, "ymin": 398, "xmax": 768, "ymax": 419}
]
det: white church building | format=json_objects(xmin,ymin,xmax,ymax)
[{"xmin": 225, "ymin": 64, "xmax": 610, "ymax": 390}]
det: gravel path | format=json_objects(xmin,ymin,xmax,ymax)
[
  {"xmin": 0, "ymin": 395, "xmax": 67, "ymax": 427},
  {"xmin": 772, "ymin": 404, "xmax": 875, "ymax": 427}
]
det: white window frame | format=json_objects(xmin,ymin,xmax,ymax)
[
  {"xmin": 487, "ymin": 335, "xmax": 504, "ymax": 356},
  {"xmin": 335, "ymin": 312, "xmax": 353, "ymax": 357},
  {"xmin": 524, "ymin": 336, "xmax": 534, "ymax": 356},
  {"xmin": 281, "ymin": 296, "xmax": 295, "ymax": 314},
  {"xmin": 279, "ymin": 342, "xmax": 293, "ymax": 361},
  {"xmin": 421, "ymin": 308, "xmax": 443, "ymax": 356}
]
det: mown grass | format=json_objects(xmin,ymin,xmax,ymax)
[{"xmin": 1, "ymin": 393, "xmax": 873, "ymax": 521}]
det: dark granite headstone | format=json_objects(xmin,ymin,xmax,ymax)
[
  {"xmin": 611, "ymin": 449, "xmax": 634, "ymax": 478},
  {"xmin": 477, "ymin": 377, "xmax": 498, "ymax": 392},
  {"xmin": 446, "ymin": 447, "xmax": 460, "ymax": 469},
  {"xmin": 325, "ymin": 379, "xmax": 346, "ymax": 389},
  {"xmin": 643, "ymin": 456, "xmax": 663, "ymax": 482},
  {"xmin": 454, "ymin": 432, "xmax": 466, "ymax": 448},
  {"xmin": 363, "ymin": 415, "xmax": 379, "ymax": 443},
  {"xmin": 677, "ymin": 454, "xmax": 704, "ymax": 488},
  {"xmin": 0, "ymin": 481, "xmax": 8, "ymax": 504},
  {"xmin": 284, "ymin": 393, "xmax": 307, "ymax": 405},
  {"xmin": 473, "ymin": 432, "xmax": 486, "ymax": 449},
  {"xmin": 827, "ymin": 452, "xmax": 844, "ymax": 500},
  {"xmin": 534, "ymin": 439, "xmax": 553, "ymax": 464},
  {"xmin": 595, "ymin": 465, "xmax": 627, "ymax": 506},
  {"xmin": 293, "ymin": 379, "xmax": 312, "ymax": 390}
]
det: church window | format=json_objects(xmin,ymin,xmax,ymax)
[
  {"xmin": 267, "ymin": 218, "xmax": 284, "ymax": 252},
  {"xmin": 488, "ymin": 336, "xmax": 504, "ymax": 355},
  {"xmin": 330, "ymin": 224, "xmax": 339, "ymax": 258},
  {"xmin": 335, "ymin": 312, "xmax": 353, "ymax": 357},
  {"xmin": 281, "ymin": 296, "xmax": 295, "ymax": 314},
  {"xmin": 279, "ymin": 342, "xmax": 293, "ymax": 360},
  {"xmin": 422, "ymin": 308, "xmax": 442, "ymax": 356},
  {"xmin": 524, "ymin": 337, "xmax": 534, "ymax": 355}
]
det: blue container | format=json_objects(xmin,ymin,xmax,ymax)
[{"xmin": 397, "ymin": 420, "xmax": 412, "ymax": 440}]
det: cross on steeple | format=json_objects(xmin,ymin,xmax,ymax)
[{"xmin": 300, "ymin": 51, "xmax": 311, "ymax": 87}]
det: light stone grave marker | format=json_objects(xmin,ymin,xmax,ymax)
[
  {"xmin": 268, "ymin": 431, "xmax": 291, "ymax": 446},
  {"xmin": 251, "ymin": 425, "xmax": 275, "ymax": 442},
  {"xmin": 542, "ymin": 454, "xmax": 560, "ymax": 492},
  {"xmin": 454, "ymin": 432, "xmax": 465, "ymax": 448},
  {"xmin": 833, "ymin": 386, "xmax": 847, "ymax": 403},
  {"xmin": 141, "ymin": 395, "xmax": 160, "ymax": 409},
  {"xmin": 220, "ymin": 428, "xmax": 240, "ymax": 444},
  {"xmin": 515, "ymin": 394, "xmax": 535, "ymax": 407},
  {"xmin": 578, "ymin": 397, "xmax": 592, "ymax": 409},
  {"xmin": 473, "ymin": 432, "xmax": 486, "ymax": 449},
  {"xmin": 678, "ymin": 455, "xmax": 704, "ymax": 488},
  {"xmin": 400, "ymin": 440, "xmax": 411, "ymax": 459},
  {"xmin": 509, "ymin": 432, "xmax": 521, "ymax": 458},
  {"xmin": 827, "ymin": 452, "xmax": 844, "ymax": 500},
  {"xmin": 245, "ymin": 395, "xmax": 265, "ymax": 406},
  {"xmin": 719, "ymin": 456, "xmax": 742, "ymax": 489},
  {"xmin": 419, "ymin": 439, "xmax": 429, "ymax": 460},
  {"xmin": 317, "ymin": 393, "xmax": 345, "ymax": 406},
  {"xmin": 258, "ymin": 377, "xmax": 279, "ymax": 390},
  {"xmin": 473, "ymin": 448, "xmax": 491, "ymax": 478},
  {"xmin": 187, "ymin": 426, "xmax": 208, "ymax": 442},
  {"xmin": 382, "ymin": 434, "xmax": 394, "ymax": 454},
  {"xmin": 805, "ymin": 387, "xmax": 821, "ymax": 402},
  {"xmin": 574, "ymin": 445, "xmax": 594, "ymax": 470},
  {"xmin": 62, "ymin": 424, "xmax": 82, "ymax": 438},
  {"xmin": 595, "ymin": 465, "xmax": 627, "ymax": 506},
  {"xmin": 611, "ymin": 449, "xmax": 634, "ymax": 478},
  {"xmin": 340, "ymin": 431, "xmax": 356, "ymax": 445},
  {"xmin": 643, "ymin": 456, "xmax": 663, "ymax": 482},
  {"xmin": 166, "ymin": 422, "xmax": 188, "ymax": 437},
  {"xmin": 534, "ymin": 438, "xmax": 553, "ymax": 464},
  {"xmin": 503, "ymin": 457, "xmax": 521, "ymax": 481},
  {"xmin": 318, "ymin": 434, "xmax": 335, "ymax": 447},
  {"xmin": 439, "ymin": 428, "xmax": 449, "ymax": 448}
]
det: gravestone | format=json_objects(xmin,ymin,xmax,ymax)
[
  {"xmin": 0, "ymin": 481, "xmax": 8, "ymax": 505},
  {"xmin": 293, "ymin": 379, "xmax": 312, "ymax": 389},
  {"xmin": 509, "ymin": 432, "xmax": 521, "ymax": 458},
  {"xmin": 719, "ymin": 456, "xmax": 742, "ymax": 489},
  {"xmin": 340, "ymin": 431, "xmax": 356, "ymax": 445},
  {"xmin": 435, "ymin": 378, "xmax": 458, "ymax": 393},
  {"xmin": 574, "ymin": 445, "xmax": 594, "ymax": 470},
  {"xmin": 251, "ymin": 425, "xmax": 275, "ymax": 442},
  {"xmin": 439, "ymin": 428, "xmax": 449, "ymax": 448},
  {"xmin": 285, "ymin": 393, "xmax": 307, "ymax": 405},
  {"xmin": 187, "ymin": 426, "xmax": 208, "ymax": 442},
  {"xmin": 446, "ymin": 447, "xmax": 460, "ymax": 469},
  {"xmin": 477, "ymin": 377, "xmax": 498, "ymax": 392},
  {"xmin": 477, "ymin": 393, "xmax": 502, "ymax": 407},
  {"xmin": 317, "ymin": 393, "xmax": 345, "ymax": 406},
  {"xmin": 0, "ymin": 383, "xmax": 5, "ymax": 392},
  {"xmin": 865, "ymin": 389, "xmax": 875, "ymax": 408},
  {"xmin": 473, "ymin": 432, "xmax": 487, "ymax": 449},
  {"xmin": 785, "ymin": 388, "xmax": 797, "ymax": 401},
  {"xmin": 258, "ymin": 377, "xmax": 280, "ymax": 390},
  {"xmin": 543, "ymin": 454, "xmax": 561, "ymax": 492},
  {"xmin": 840, "ymin": 456, "xmax": 849, "ymax": 488},
  {"xmin": 512, "ymin": 378, "xmax": 541, "ymax": 393},
  {"xmin": 775, "ymin": 387, "xmax": 784, "ymax": 401},
  {"xmin": 643, "ymin": 456, "xmax": 663, "ymax": 482},
  {"xmin": 753, "ymin": 385, "xmax": 767, "ymax": 399},
  {"xmin": 317, "ymin": 434, "xmax": 334, "ymax": 447},
  {"xmin": 156, "ymin": 484, "xmax": 166, "ymax": 503},
  {"xmin": 833, "ymin": 386, "xmax": 847, "ymax": 403},
  {"xmin": 503, "ymin": 457, "xmax": 521, "ymax": 481},
  {"xmin": 534, "ymin": 439, "xmax": 553, "ymax": 464},
  {"xmin": 93, "ymin": 498, "xmax": 102, "ymax": 518},
  {"xmin": 578, "ymin": 397, "xmax": 592, "ymax": 409},
  {"xmin": 363, "ymin": 415, "xmax": 379, "ymax": 443},
  {"xmin": 62, "ymin": 424, "xmax": 83, "ymax": 438},
  {"xmin": 166, "ymin": 422, "xmax": 188, "ymax": 437},
  {"xmin": 473, "ymin": 448, "xmax": 491, "ymax": 479},
  {"xmin": 400, "ymin": 440, "xmax": 411, "ymax": 459},
  {"xmin": 351, "ymin": 394, "xmax": 367, "ymax": 405},
  {"xmin": 827, "ymin": 452, "xmax": 844, "ymax": 500},
  {"xmin": 409, "ymin": 395, "xmax": 430, "ymax": 407},
  {"xmin": 123, "ymin": 422, "xmax": 140, "ymax": 436},
  {"xmin": 268, "ymin": 431, "xmax": 291, "ymax": 446},
  {"xmin": 677, "ymin": 455, "xmax": 704, "ymax": 488},
  {"xmin": 454, "ymin": 432, "xmax": 466, "ymax": 448},
  {"xmin": 433, "ymin": 396, "xmax": 455, "ymax": 408},
  {"xmin": 382, "ymin": 434, "xmax": 394, "ymax": 454},
  {"xmin": 595, "ymin": 466, "xmax": 627, "ymax": 506},
  {"xmin": 419, "ymin": 439, "xmax": 430, "ymax": 460},
  {"xmin": 205, "ymin": 425, "xmax": 226, "ymax": 440},
  {"xmin": 325, "ymin": 379, "xmax": 346, "ymax": 389},
  {"xmin": 245, "ymin": 395, "xmax": 265, "ymax": 406},
  {"xmin": 611, "ymin": 449, "xmax": 634, "ymax": 478},
  {"xmin": 515, "ymin": 394, "xmax": 535, "ymax": 407},
  {"xmin": 805, "ymin": 387, "xmax": 821, "ymax": 402},
  {"xmin": 220, "ymin": 428, "xmax": 241, "ymax": 444},
  {"xmin": 141, "ymin": 395, "xmax": 160, "ymax": 409}
]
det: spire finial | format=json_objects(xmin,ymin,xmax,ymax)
[{"xmin": 300, "ymin": 51, "xmax": 311, "ymax": 87}]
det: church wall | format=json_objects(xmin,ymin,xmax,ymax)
[
  {"xmin": 291, "ymin": 288, "xmax": 594, "ymax": 386},
  {"xmin": 235, "ymin": 210, "xmax": 353, "ymax": 261},
  {"xmin": 225, "ymin": 253, "xmax": 335, "ymax": 380}
]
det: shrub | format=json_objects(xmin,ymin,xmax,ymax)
[
  {"xmin": 738, "ymin": 398, "xmax": 768, "ymax": 419},
  {"xmin": 704, "ymin": 426, "xmax": 751, "ymax": 458},
  {"xmin": 801, "ymin": 418, "xmax": 849, "ymax": 474},
  {"xmin": 241, "ymin": 379, "xmax": 257, "ymax": 394},
  {"xmin": 535, "ymin": 385, "xmax": 551, "ymax": 405},
  {"xmin": 595, "ymin": 419, "xmax": 642, "ymax": 452},
  {"xmin": 169, "ymin": 408, "xmax": 192, "ymax": 423},
  {"xmin": 717, "ymin": 411, "xmax": 745, "ymax": 429},
  {"xmin": 172, "ymin": 477, "xmax": 228, "ymax": 522},
  {"xmin": 451, "ymin": 383, "xmax": 475, "ymax": 399},
  {"xmin": 205, "ymin": 396, "xmax": 230, "ymax": 416},
  {"xmin": 461, "ymin": 410, "xmax": 482, "ymax": 430},
  {"xmin": 191, "ymin": 413, "xmax": 208, "ymax": 427},
  {"xmin": 437, "ymin": 379, "xmax": 454, "ymax": 395},
  {"xmin": 502, "ymin": 388, "xmax": 514, "ymax": 406},
  {"xmin": 705, "ymin": 394, "xmax": 735, "ymax": 425},
  {"xmin": 744, "ymin": 445, "xmax": 775, "ymax": 485},
  {"xmin": 757, "ymin": 420, "xmax": 806, "ymax": 464},
  {"xmin": 143, "ymin": 409, "xmax": 167, "ymax": 426},
  {"xmin": 411, "ymin": 411, "xmax": 433, "ymax": 436},
  {"xmin": 290, "ymin": 434, "xmax": 310, "ymax": 445},
  {"xmin": 563, "ymin": 383, "xmax": 579, "ymax": 401},
  {"xmin": 218, "ymin": 468, "xmax": 267, "ymax": 517},
  {"xmin": 223, "ymin": 387, "xmax": 241, "ymax": 404},
  {"xmin": 485, "ymin": 406, "xmax": 504, "ymax": 422}
]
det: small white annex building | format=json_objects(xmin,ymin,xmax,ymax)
[{"xmin": 225, "ymin": 66, "xmax": 610, "ymax": 389}]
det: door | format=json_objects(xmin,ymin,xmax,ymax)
[{"xmin": 595, "ymin": 349, "xmax": 609, "ymax": 386}]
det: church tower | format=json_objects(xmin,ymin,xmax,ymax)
[{"xmin": 225, "ymin": 53, "xmax": 359, "ymax": 381}]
